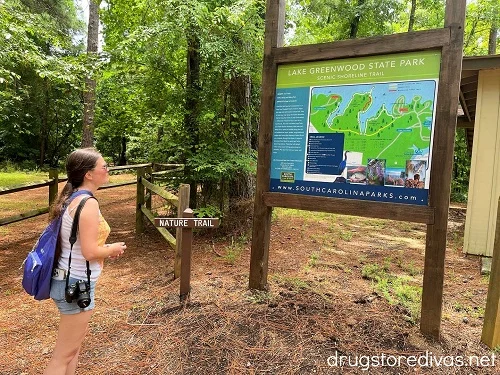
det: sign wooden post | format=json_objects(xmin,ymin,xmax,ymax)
[
  {"xmin": 250, "ymin": 0, "xmax": 466, "ymax": 339},
  {"xmin": 155, "ymin": 213, "xmax": 220, "ymax": 302},
  {"xmin": 175, "ymin": 184, "xmax": 191, "ymax": 279},
  {"xmin": 481, "ymin": 198, "xmax": 500, "ymax": 348},
  {"xmin": 420, "ymin": 0, "xmax": 466, "ymax": 338},
  {"xmin": 249, "ymin": 0, "xmax": 285, "ymax": 290},
  {"xmin": 180, "ymin": 208, "xmax": 193, "ymax": 302}
]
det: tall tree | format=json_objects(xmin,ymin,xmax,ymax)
[
  {"xmin": 349, "ymin": 0, "xmax": 365, "ymax": 38},
  {"xmin": 408, "ymin": 0, "xmax": 417, "ymax": 31},
  {"xmin": 488, "ymin": 20, "xmax": 497, "ymax": 54},
  {"xmin": 184, "ymin": 28, "xmax": 201, "ymax": 207},
  {"xmin": 82, "ymin": 0, "xmax": 101, "ymax": 147}
]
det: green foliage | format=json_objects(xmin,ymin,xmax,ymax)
[
  {"xmin": 96, "ymin": 0, "xmax": 263, "ymax": 209},
  {"xmin": 464, "ymin": 0, "xmax": 500, "ymax": 55},
  {"xmin": 287, "ymin": 0, "xmax": 405, "ymax": 45},
  {"xmin": 0, "ymin": 0, "xmax": 85, "ymax": 166},
  {"xmin": 392, "ymin": 0, "xmax": 445, "ymax": 32},
  {"xmin": 190, "ymin": 141, "xmax": 257, "ymax": 182},
  {"xmin": 451, "ymin": 129, "xmax": 471, "ymax": 203},
  {"xmin": 193, "ymin": 204, "xmax": 222, "ymax": 218}
]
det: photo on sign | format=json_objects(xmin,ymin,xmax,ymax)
[
  {"xmin": 384, "ymin": 168, "xmax": 405, "ymax": 187},
  {"xmin": 405, "ymin": 160, "xmax": 427, "ymax": 189},
  {"xmin": 366, "ymin": 158, "xmax": 386, "ymax": 186},
  {"xmin": 347, "ymin": 166, "xmax": 367, "ymax": 184}
]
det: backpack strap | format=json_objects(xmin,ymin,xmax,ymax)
[
  {"xmin": 66, "ymin": 196, "xmax": 96, "ymax": 293},
  {"xmin": 65, "ymin": 190, "xmax": 94, "ymax": 210}
]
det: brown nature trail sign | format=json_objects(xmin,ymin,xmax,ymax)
[
  {"xmin": 250, "ymin": 0, "xmax": 466, "ymax": 340},
  {"xmin": 154, "ymin": 218, "xmax": 220, "ymax": 228}
]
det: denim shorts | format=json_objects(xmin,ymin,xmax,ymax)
[{"xmin": 50, "ymin": 277, "xmax": 96, "ymax": 315}]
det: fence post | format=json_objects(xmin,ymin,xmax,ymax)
[
  {"xmin": 175, "ymin": 184, "xmax": 191, "ymax": 279},
  {"xmin": 48, "ymin": 169, "xmax": 59, "ymax": 207},
  {"xmin": 481, "ymin": 198, "xmax": 500, "ymax": 348},
  {"xmin": 136, "ymin": 167, "xmax": 145, "ymax": 234},
  {"xmin": 180, "ymin": 208, "xmax": 193, "ymax": 302},
  {"xmin": 145, "ymin": 164, "xmax": 152, "ymax": 210}
]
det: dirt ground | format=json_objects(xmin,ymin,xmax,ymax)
[{"xmin": 0, "ymin": 185, "xmax": 498, "ymax": 374}]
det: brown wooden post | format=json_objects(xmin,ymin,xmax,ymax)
[
  {"xmin": 249, "ymin": 0, "xmax": 286, "ymax": 290},
  {"xmin": 48, "ymin": 168, "xmax": 58, "ymax": 207},
  {"xmin": 145, "ymin": 164, "xmax": 152, "ymax": 210},
  {"xmin": 180, "ymin": 208, "xmax": 193, "ymax": 302},
  {"xmin": 136, "ymin": 167, "xmax": 145, "ymax": 234},
  {"xmin": 420, "ymin": 0, "xmax": 466, "ymax": 338},
  {"xmin": 481, "ymin": 198, "xmax": 500, "ymax": 348},
  {"xmin": 175, "ymin": 184, "xmax": 190, "ymax": 278}
]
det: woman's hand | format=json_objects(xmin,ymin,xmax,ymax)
[{"xmin": 105, "ymin": 242, "xmax": 127, "ymax": 260}]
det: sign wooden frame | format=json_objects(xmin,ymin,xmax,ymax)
[{"xmin": 250, "ymin": 0, "xmax": 466, "ymax": 339}]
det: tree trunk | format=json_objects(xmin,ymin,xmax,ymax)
[
  {"xmin": 488, "ymin": 23, "xmax": 497, "ymax": 55},
  {"xmin": 229, "ymin": 74, "xmax": 255, "ymax": 200},
  {"xmin": 349, "ymin": 0, "xmax": 365, "ymax": 38},
  {"xmin": 183, "ymin": 32, "xmax": 201, "ymax": 208},
  {"xmin": 408, "ymin": 0, "xmax": 417, "ymax": 32},
  {"xmin": 118, "ymin": 136, "xmax": 127, "ymax": 165},
  {"xmin": 39, "ymin": 78, "xmax": 50, "ymax": 167},
  {"xmin": 81, "ymin": 0, "xmax": 100, "ymax": 147}
]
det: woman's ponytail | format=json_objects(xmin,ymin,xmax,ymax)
[{"xmin": 49, "ymin": 181, "xmax": 75, "ymax": 220}]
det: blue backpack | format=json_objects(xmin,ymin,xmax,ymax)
[{"xmin": 22, "ymin": 190, "xmax": 94, "ymax": 300}]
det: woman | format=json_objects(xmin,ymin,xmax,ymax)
[{"xmin": 44, "ymin": 148, "xmax": 127, "ymax": 375}]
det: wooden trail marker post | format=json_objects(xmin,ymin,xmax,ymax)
[
  {"xmin": 250, "ymin": 0, "xmax": 466, "ymax": 339},
  {"xmin": 481, "ymin": 198, "xmax": 500, "ymax": 348},
  {"xmin": 155, "ymin": 212, "xmax": 220, "ymax": 302}
]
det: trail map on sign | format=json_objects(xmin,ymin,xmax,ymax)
[{"xmin": 308, "ymin": 81, "xmax": 435, "ymax": 170}]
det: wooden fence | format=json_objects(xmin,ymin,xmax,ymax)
[
  {"xmin": 0, "ymin": 163, "xmax": 151, "ymax": 226},
  {"xmin": 135, "ymin": 165, "xmax": 189, "ymax": 279},
  {"xmin": 2, "ymin": 162, "xmax": 192, "ymax": 298}
]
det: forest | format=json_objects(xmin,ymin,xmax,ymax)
[{"xmin": 0, "ymin": 0, "xmax": 499, "ymax": 209}]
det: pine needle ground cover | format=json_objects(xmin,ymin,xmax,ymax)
[{"xmin": 0, "ymin": 186, "xmax": 497, "ymax": 374}]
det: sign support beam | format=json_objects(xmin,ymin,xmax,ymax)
[
  {"xmin": 420, "ymin": 0, "xmax": 466, "ymax": 338},
  {"xmin": 249, "ymin": 0, "xmax": 285, "ymax": 290}
]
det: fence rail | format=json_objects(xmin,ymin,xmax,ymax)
[
  {"xmin": 0, "ymin": 179, "xmax": 54, "ymax": 195},
  {"xmin": 141, "ymin": 178, "xmax": 179, "ymax": 207},
  {"xmin": 0, "ymin": 163, "xmax": 153, "ymax": 227}
]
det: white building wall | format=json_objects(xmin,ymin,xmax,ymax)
[{"xmin": 464, "ymin": 69, "xmax": 500, "ymax": 257}]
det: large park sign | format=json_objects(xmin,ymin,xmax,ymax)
[
  {"xmin": 270, "ymin": 51, "xmax": 441, "ymax": 205},
  {"xmin": 250, "ymin": 0, "xmax": 466, "ymax": 341}
]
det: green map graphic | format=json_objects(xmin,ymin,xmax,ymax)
[{"xmin": 309, "ymin": 81, "xmax": 436, "ymax": 168}]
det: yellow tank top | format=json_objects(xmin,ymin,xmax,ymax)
[
  {"xmin": 98, "ymin": 213, "xmax": 110, "ymax": 268},
  {"xmin": 98, "ymin": 213, "xmax": 111, "ymax": 246}
]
